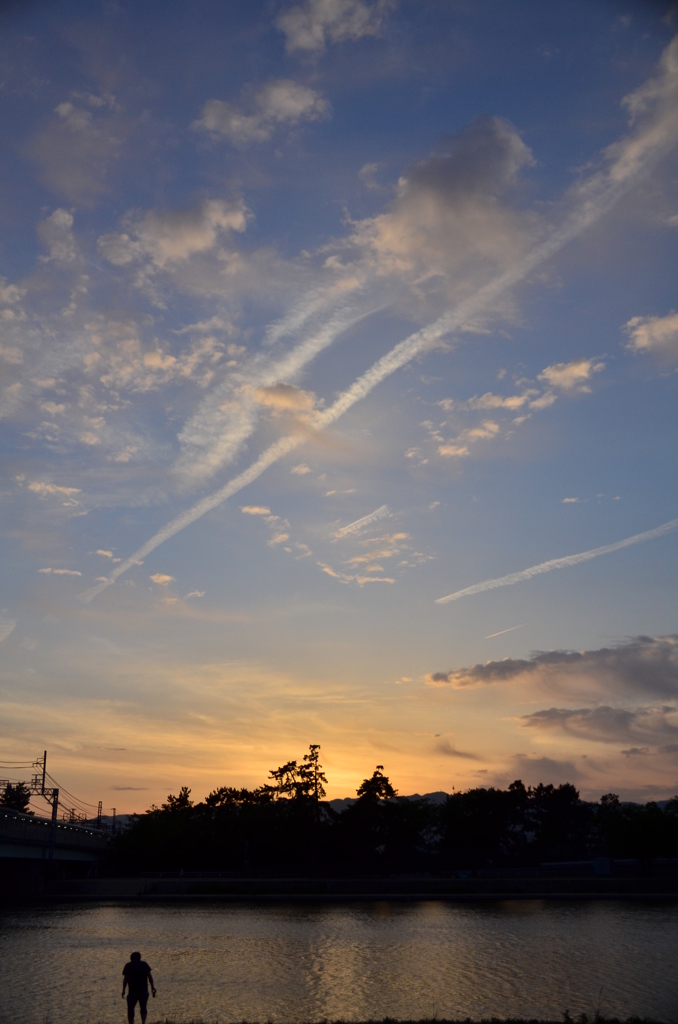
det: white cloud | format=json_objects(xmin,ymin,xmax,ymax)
[
  {"xmin": 291, "ymin": 463, "xmax": 312, "ymax": 475},
  {"xmin": 624, "ymin": 311, "xmax": 678, "ymax": 358},
  {"xmin": 38, "ymin": 568, "xmax": 82, "ymax": 576},
  {"xmin": 0, "ymin": 616, "xmax": 16, "ymax": 643},
  {"xmin": 0, "ymin": 279, "xmax": 23, "ymax": 306},
  {"xmin": 98, "ymin": 199, "xmax": 248, "ymax": 270},
  {"xmin": 28, "ymin": 481, "xmax": 81, "ymax": 498},
  {"xmin": 149, "ymin": 573, "xmax": 175, "ymax": 586},
  {"xmin": 241, "ymin": 506, "xmax": 272, "ymax": 516},
  {"xmin": 527, "ymin": 391, "xmax": 557, "ymax": 410},
  {"xmin": 437, "ymin": 443, "xmax": 469, "ymax": 458},
  {"xmin": 78, "ymin": 315, "xmax": 231, "ymax": 395},
  {"xmin": 268, "ymin": 532, "xmax": 290, "ymax": 545},
  {"xmin": 27, "ymin": 97, "xmax": 125, "ymax": 203},
  {"xmin": 185, "ymin": 590, "xmax": 205, "ymax": 599},
  {"xmin": 37, "ymin": 209, "xmax": 77, "ymax": 263},
  {"xmin": 458, "ymin": 391, "xmax": 536, "ymax": 411},
  {"xmin": 193, "ymin": 80, "xmax": 329, "ymax": 145},
  {"xmin": 0, "ymin": 345, "xmax": 23, "ymax": 365},
  {"xmin": 254, "ymin": 384, "xmax": 321, "ymax": 434},
  {"xmin": 346, "ymin": 116, "xmax": 537, "ymax": 308},
  {"xmin": 538, "ymin": 358, "xmax": 605, "ymax": 391},
  {"xmin": 437, "ymin": 420, "xmax": 499, "ymax": 458},
  {"xmin": 277, "ymin": 0, "xmax": 392, "ymax": 53},
  {"xmin": 358, "ymin": 162, "xmax": 382, "ymax": 190}
]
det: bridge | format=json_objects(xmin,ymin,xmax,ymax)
[
  {"xmin": 0, "ymin": 809, "xmax": 109, "ymax": 863},
  {"xmin": 0, "ymin": 752, "xmax": 112, "ymax": 898}
]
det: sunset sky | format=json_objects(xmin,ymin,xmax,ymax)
[{"xmin": 1, "ymin": 0, "xmax": 678, "ymax": 814}]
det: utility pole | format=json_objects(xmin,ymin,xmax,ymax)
[
  {"xmin": 48, "ymin": 788, "xmax": 59, "ymax": 861},
  {"xmin": 96, "ymin": 800, "xmax": 102, "ymax": 829},
  {"xmin": 112, "ymin": 807, "xmax": 116, "ymax": 835},
  {"xmin": 41, "ymin": 750, "xmax": 46, "ymax": 795}
]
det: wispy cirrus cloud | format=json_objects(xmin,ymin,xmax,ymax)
[{"xmin": 82, "ymin": 36, "xmax": 678, "ymax": 602}]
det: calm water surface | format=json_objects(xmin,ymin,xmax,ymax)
[{"xmin": 1, "ymin": 900, "xmax": 677, "ymax": 1024}]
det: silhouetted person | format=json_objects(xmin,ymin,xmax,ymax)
[{"xmin": 122, "ymin": 951, "xmax": 156, "ymax": 1024}]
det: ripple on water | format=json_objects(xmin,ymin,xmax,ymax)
[{"xmin": 0, "ymin": 900, "xmax": 677, "ymax": 1024}]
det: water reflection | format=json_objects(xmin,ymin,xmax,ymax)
[{"xmin": 0, "ymin": 900, "xmax": 677, "ymax": 1024}]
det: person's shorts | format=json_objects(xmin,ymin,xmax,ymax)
[{"xmin": 127, "ymin": 992, "xmax": 148, "ymax": 1014}]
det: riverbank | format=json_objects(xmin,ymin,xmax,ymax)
[
  {"xmin": 40, "ymin": 874, "xmax": 678, "ymax": 900},
  {"xmin": 130, "ymin": 1018, "xmax": 666, "ymax": 1024}
]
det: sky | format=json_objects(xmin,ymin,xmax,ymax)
[{"xmin": 1, "ymin": 0, "xmax": 678, "ymax": 815}]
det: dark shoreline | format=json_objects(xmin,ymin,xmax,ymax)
[{"xmin": 17, "ymin": 874, "xmax": 678, "ymax": 903}]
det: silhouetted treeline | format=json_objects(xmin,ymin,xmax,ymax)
[
  {"xmin": 0, "ymin": 782, "xmax": 32, "ymax": 814},
  {"xmin": 109, "ymin": 746, "xmax": 678, "ymax": 875}
]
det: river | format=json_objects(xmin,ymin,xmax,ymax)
[{"xmin": 1, "ymin": 899, "xmax": 677, "ymax": 1023}]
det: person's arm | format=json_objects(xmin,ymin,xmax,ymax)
[
  {"xmin": 122, "ymin": 971, "xmax": 127, "ymax": 998},
  {"xmin": 148, "ymin": 971, "xmax": 156, "ymax": 997}
]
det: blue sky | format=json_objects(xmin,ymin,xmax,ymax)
[{"xmin": 1, "ymin": 0, "xmax": 678, "ymax": 813}]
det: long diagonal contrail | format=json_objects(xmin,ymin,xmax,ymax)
[
  {"xmin": 81, "ymin": 51, "xmax": 678, "ymax": 604},
  {"xmin": 436, "ymin": 518, "xmax": 678, "ymax": 605}
]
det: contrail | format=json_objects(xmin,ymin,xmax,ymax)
[
  {"xmin": 437, "ymin": 518, "xmax": 678, "ymax": 605},
  {"xmin": 81, "ymin": 41, "xmax": 678, "ymax": 603},
  {"xmin": 335, "ymin": 504, "xmax": 390, "ymax": 537},
  {"xmin": 485, "ymin": 624, "xmax": 526, "ymax": 638},
  {"xmin": 81, "ymin": 433, "xmax": 304, "ymax": 602},
  {"xmin": 174, "ymin": 304, "xmax": 382, "ymax": 487}
]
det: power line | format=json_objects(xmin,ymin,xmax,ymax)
[
  {"xmin": 45, "ymin": 772, "xmax": 101, "ymax": 810},
  {"xmin": 1, "ymin": 752, "xmax": 112, "ymax": 826}
]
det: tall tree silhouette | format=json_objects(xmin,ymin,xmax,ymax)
[
  {"xmin": 356, "ymin": 765, "xmax": 397, "ymax": 800},
  {"xmin": 0, "ymin": 781, "xmax": 32, "ymax": 814},
  {"xmin": 267, "ymin": 744, "xmax": 327, "ymax": 800}
]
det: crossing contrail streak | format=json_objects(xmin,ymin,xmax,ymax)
[
  {"xmin": 335, "ymin": 504, "xmax": 390, "ymax": 538},
  {"xmin": 436, "ymin": 518, "xmax": 678, "ymax": 605},
  {"xmin": 81, "ymin": 42, "xmax": 678, "ymax": 603},
  {"xmin": 174, "ymin": 303, "xmax": 383, "ymax": 487}
]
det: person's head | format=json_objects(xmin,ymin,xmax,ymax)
[{"xmin": 130, "ymin": 951, "xmax": 142, "ymax": 962}]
